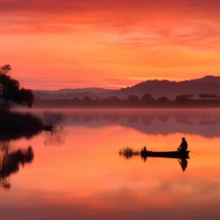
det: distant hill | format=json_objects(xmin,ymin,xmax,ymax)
[
  {"xmin": 34, "ymin": 88, "xmax": 113, "ymax": 94},
  {"xmin": 111, "ymin": 76, "xmax": 220, "ymax": 99},
  {"xmin": 33, "ymin": 88, "xmax": 114, "ymax": 100},
  {"xmin": 33, "ymin": 76, "xmax": 220, "ymax": 100},
  {"xmin": 191, "ymin": 75, "xmax": 220, "ymax": 85}
]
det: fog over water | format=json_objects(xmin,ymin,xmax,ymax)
[{"xmin": 1, "ymin": 108, "xmax": 220, "ymax": 220}]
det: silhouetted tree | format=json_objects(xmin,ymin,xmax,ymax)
[
  {"xmin": 103, "ymin": 98, "xmax": 109, "ymax": 102},
  {"xmin": 18, "ymin": 88, "xmax": 34, "ymax": 108},
  {"xmin": 43, "ymin": 111, "xmax": 65, "ymax": 131},
  {"xmin": 110, "ymin": 96, "xmax": 119, "ymax": 101},
  {"xmin": 175, "ymin": 94, "xmax": 193, "ymax": 102},
  {"xmin": 128, "ymin": 95, "xmax": 139, "ymax": 102},
  {"xmin": 157, "ymin": 96, "xmax": 169, "ymax": 102},
  {"xmin": 84, "ymin": 96, "xmax": 92, "ymax": 101},
  {"xmin": 0, "ymin": 65, "xmax": 34, "ymax": 109},
  {"xmin": 209, "ymin": 94, "xmax": 217, "ymax": 99},
  {"xmin": 73, "ymin": 97, "xmax": 79, "ymax": 101},
  {"xmin": 199, "ymin": 94, "xmax": 217, "ymax": 99},
  {"xmin": 141, "ymin": 93, "xmax": 152, "ymax": 102}
]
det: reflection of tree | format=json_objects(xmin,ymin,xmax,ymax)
[
  {"xmin": 109, "ymin": 116, "xmax": 119, "ymax": 122},
  {"xmin": 199, "ymin": 120, "xmax": 216, "ymax": 125},
  {"xmin": 175, "ymin": 116, "xmax": 193, "ymax": 125},
  {"xmin": 141, "ymin": 117, "xmax": 153, "ymax": 125},
  {"xmin": 69, "ymin": 111, "xmax": 220, "ymax": 138},
  {"xmin": 44, "ymin": 129, "xmax": 66, "ymax": 146},
  {"xmin": 0, "ymin": 143, "xmax": 34, "ymax": 189},
  {"xmin": 0, "ymin": 141, "xmax": 10, "ymax": 152},
  {"xmin": 128, "ymin": 116, "xmax": 139, "ymax": 123},
  {"xmin": 84, "ymin": 116, "xmax": 93, "ymax": 122},
  {"xmin": 157, "ymin": 116, "xmax": 168, "ymax": 122}
]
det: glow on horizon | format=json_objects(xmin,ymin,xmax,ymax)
[{"xmin": 1, "ymin": 0, "xmax": 220, "ymax": 90}]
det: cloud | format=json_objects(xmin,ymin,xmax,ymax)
[
  {"xmin": 0, "ymin": 0, "xmax": 220, "ymax": 14},
  {"xmin": 1, "ymin": 0, "xmax": 220, "ymax": 89},
  {"xmin": 1, "ymin": 0, "xmax": 220, "ymax": 47}
]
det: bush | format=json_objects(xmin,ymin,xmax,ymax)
[
  {"xmin": 43, "ymin": 111, "xmax": 65, "ymax": 131},
  {"xmin": 119, "ymin": 147, "xmax": 140, "ymax": 159}
]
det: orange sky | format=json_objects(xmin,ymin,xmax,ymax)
[{"xmin": 1, "ymin": 0, "xmax": 220, "ymax": 90}]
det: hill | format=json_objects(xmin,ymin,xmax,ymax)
[
  {"xmin": 33, "ymin": 75, "xmax": 220, "ymax": 100},
  {"xmin": 33, "ymin": 88, "xmax": 113, "ymax": 100},
  {"xmin": 112, "ymin": 76, "xmax": 220, "ymax": 99}
]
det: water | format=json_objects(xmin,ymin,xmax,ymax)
[{"xmin": 1, "ymin": 109, "xmax": 220, "ymax": 220}]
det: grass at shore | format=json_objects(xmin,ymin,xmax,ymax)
[
  {"xmin": 119, "ymin": 147, "xmax": 140, "ymax": 159},
  {"xmin": 0, "ymin": 110, "xmax": 43, "ymax": 141}
]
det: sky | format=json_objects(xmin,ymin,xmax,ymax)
[{"xmin": 1, "ymin": 0, "xmax": 220, "ymax": 90}]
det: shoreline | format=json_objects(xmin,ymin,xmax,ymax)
[{"xmin": 32, "ymin": 99, "xmax": 220, "ymax": 108}]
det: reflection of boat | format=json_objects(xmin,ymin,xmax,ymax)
[{"xmin": 141, "ymin": 150, "xmax": 190, "ymax": 159}]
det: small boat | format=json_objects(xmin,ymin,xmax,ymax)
[{"xmin": 140, "ymin": 150, "xmax": 190, "ymax": 159}]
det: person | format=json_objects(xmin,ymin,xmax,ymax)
[
  {"xmin": 143, "ymin": 146, "xmax": 147, "ymax": 152},
  {"xmin": 141, "ymin": 146, "xmax": 147, "ymax": 162},
  {"xmin": 178, "ymin": 137, "xmax": 188, "ymax": 152}
]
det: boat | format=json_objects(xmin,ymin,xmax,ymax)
[{"xmin": 140, "ymin": 150, "xmax": 190, "ymax": 159}]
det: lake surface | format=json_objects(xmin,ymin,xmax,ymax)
[{"xmin": 1, "ymin": 109, "xmax": 220, "ymax": 220}]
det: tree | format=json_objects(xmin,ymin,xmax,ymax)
[
  {"xmin": 103, "ymin": 98, "xmax": 109, "ymax": 102},
  {"xmin": 141, "ymin": 93, "xmax": 152, "ymax": 102},
  {"xmin": 43, "ymin": 111, "xmax": 65, "ymax": 131},
  {"xmin": 0, "ymin": 65, "xmax": 34, "ymax": 109},
  {"xmin": 110, "ymin": 96, "xmax": 119, "ymax": 101},
  {"xmin": 199, "ymin": 94, "xmax": 217, "ymax": 99},
  {"xmin": 73, "ymin": 97, "xmax": 79, "ymax": 101},
  {"xmin": 175, "ymin": 94, "xmax": 193, "ymax": 102},
  {"xmin": 128, "ymin": 95, "xmax": 140, "ymax": 102},
  {"xmin": 84, "ymin": 96, "xmax": 92, "ymax": 101},
  {"xmin": 157, "ymin": 96, "xmax": 169, "ymax": 102},
  {"xmin": 18, "ymin": 88, "xmax": 34, "ymax": 108}
]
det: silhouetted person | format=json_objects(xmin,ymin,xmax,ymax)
[
  {"xmin": 178, "ymin": 137, "xmax": 188, "ymax": 152},
  {"xmin": 142, "ymin": 146, "xmax": 147, "ymax": 152},
  {"xmin": 178, "ymin": 158, "xmax": 188, "ymax": 172},
  {"xmin": 141, "ymin": 146, "xmax": 147, "ymax": 162}
]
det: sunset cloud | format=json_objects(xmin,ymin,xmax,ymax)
[{"xmin": 1, "ymin": 0, "xmax": 220, "ymax": 89}]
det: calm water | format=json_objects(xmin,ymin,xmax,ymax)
[{"xmin": 1, "ymin": 109, "xmax": 220, "ymax": 220}]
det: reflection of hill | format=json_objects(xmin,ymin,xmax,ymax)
[
  {"xmin": 0, "ymin": 144, "xmax": 34, "ymax": 189},
  {"xmin": 66, "ymin": 110, "xmax": 220, "ymax": 138}
]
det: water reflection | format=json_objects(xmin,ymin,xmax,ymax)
[
  {"xmin": 178, "ymin": 158, "xmax": 188, "ymax": 172},
  {"xmin": 1, "ymin": 109, "xmax": 220, "ymax": 220},
  {"xmin": 142, "ymin": 155, "xmax": 189, "ymax": 172},
  {"xmin": 0, "ymin": 142, "xmax": 34, "ymax": 189},
  {"xmin": 43, "ymin": 129, "xmax": 66, "ymax": 146},
  {"xmin": 66, "ymin": 109, "xmax": 220, "ymax": 138}
]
